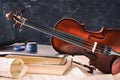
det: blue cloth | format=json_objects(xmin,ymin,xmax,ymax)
[{"xmin": 13, "ymin": 46, "xmax": 25, "ymax": 51}]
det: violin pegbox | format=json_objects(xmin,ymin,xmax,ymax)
[{"xmin": 6, "ymin": 10, "xmax": 26, "ymax": 31}]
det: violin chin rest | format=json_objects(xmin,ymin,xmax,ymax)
[{"xmin": 112, "ymin": 57, "xmax": 120, "ymax": 75}]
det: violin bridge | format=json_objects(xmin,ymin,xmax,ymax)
[{"xmin": 92, "ymin": 42, "xmax": 98, "ymax": 53}]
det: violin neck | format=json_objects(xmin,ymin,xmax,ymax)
[{"xmin": 24, "ymin": 20, "xmax": 83, "ymax": 47}]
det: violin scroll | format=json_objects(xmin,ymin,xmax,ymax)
[{"xmin": 6, "ymin": 12, "xmax": 14, "ymax": 21}]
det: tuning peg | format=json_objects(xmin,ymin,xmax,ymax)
[
  {"xmin": 16, "ymin": 8, "xmax": 20, "ymax": 15},
  {"xmin": 16, "ymin": 9, "xmax": 25, "ymax": 17},
  {"xmin": 20, "ymin": 9, "xmax": 25, "ymax": 14},
  {"xmin": 19, "ymin": 24, "xmax": 23, "ymax": 32},
  {"xmin": 13, "ymin": 22, "xmax": 23, "ymax": 32},
  {"xmin": 13, "ymin": 22, "xmax": 19, "ymax": 28}
]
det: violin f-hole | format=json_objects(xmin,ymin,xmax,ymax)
[{"xmin": 88, "ymin": 27, "xmax": 106, "ymax": 41}]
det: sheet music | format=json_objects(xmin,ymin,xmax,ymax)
[
  {"xmin": 22, "ymin": 69, "xmax": 114, "ymax": 80},
  {"xmin": 0, "ymin": 67, "xmax": 118, "ymax": 80},
  {"xmin": 82, "ymin": 74, "xmax": 113, "ymax": 80},
  {"xmin": 113, "ymin": 73, "xmax": 120, "ymax": 80},
  {"xmin": 21, "ymin": 65, "xmax": 115, "ymax": 80},
  {"xmin": 22, "ymin": 67, "xmax": 87, "ymax": 80}
]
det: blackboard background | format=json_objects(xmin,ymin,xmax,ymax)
[{"xmin": 0, "ymin": 0, "xmax": 120, "ymax": 45}]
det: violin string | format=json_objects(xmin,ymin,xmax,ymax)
[
  {"xmin": 49, "ymin": 30, "xmax": 96, "ymax": 52},
  {"xmin": 51, "ymin": 28, "xmax": 104, "ymax": 51},
  {"xmin": 24, "ymin": 21, "xmax": 104, "ymax": 53},
  {"xmin": 40, "ymin": 25, "xmax": 104, "ymax": 53},
  {"xmin": 41, "ymin": 25, "xmax": 103, "ymax": 52}
]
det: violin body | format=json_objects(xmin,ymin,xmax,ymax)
[{"xmin": 51, "ymin": 19, "xmax": 120, "ymax": 74}]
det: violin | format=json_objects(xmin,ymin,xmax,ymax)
[{"xmin": 6, "ymin": 12, "xmax": 120, "ymax": 75}]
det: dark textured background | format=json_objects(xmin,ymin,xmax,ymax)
[{"xmin": 0, "ymin": 0, "xmax": 120, "ymax": 45}]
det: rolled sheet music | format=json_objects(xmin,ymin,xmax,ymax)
[{"xmin": 0, "ymin": 58, "xmax": 27, "ymax": 78}]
